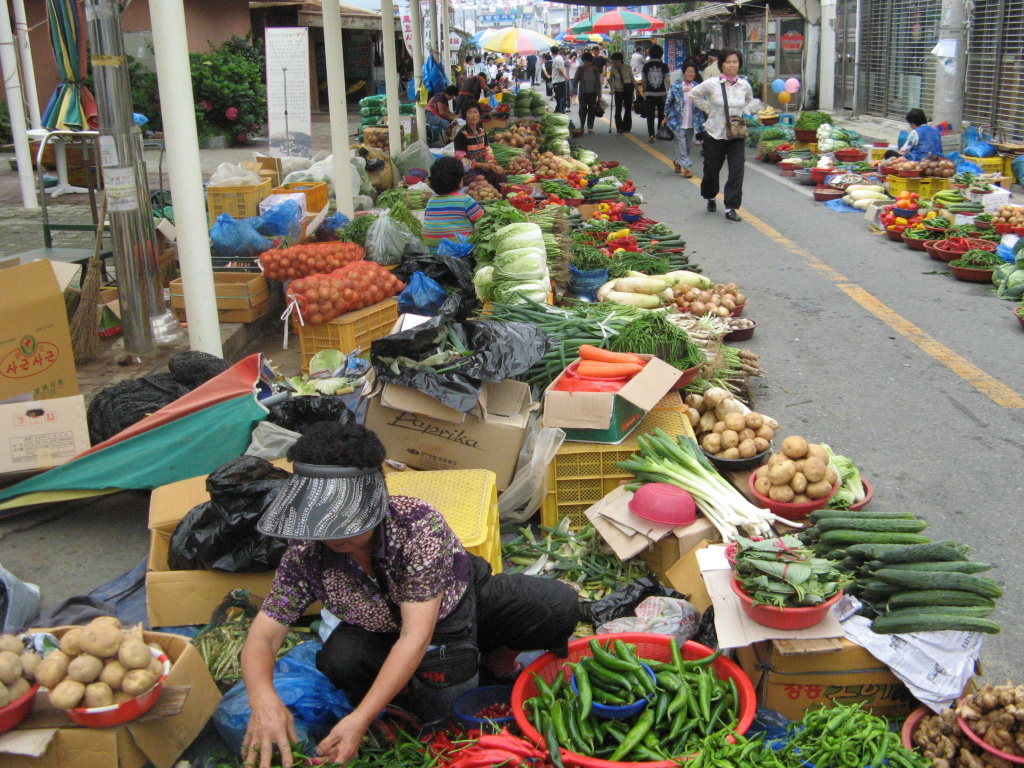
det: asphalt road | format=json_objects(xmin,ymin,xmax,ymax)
[
  {"xmin": 580, "ymin": 119, "xmax": 1023, "ymax": 680},
  {"xmin": 1, "ymin": 113, "xmax": 1021, "ymax": 683}
]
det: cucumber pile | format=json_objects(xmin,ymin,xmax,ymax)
[{"xmin": 800, "ymin": 510, "xmax": 1002, "ymax": 635}]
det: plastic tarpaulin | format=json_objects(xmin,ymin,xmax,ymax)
[{"xmin": 0, "ymin": 356, "xmax": 268, "ymax": 512}]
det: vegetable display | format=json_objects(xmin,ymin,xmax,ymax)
[
  {"xmin": 610, "ymin": 313, "xmax": 705, "ymax": 372},
  {"xmin": 286, "ymin": 261, "xmax": 405, "ymax": 326},
  {"xmin": 955, "ymin": 684, "xmax": 1024, "ymax": 759},
  {"xmin": 193, "ymin": 614, "xmax": 307, "ymax": 690},
  {"xmin": 732, "ymin": 536, "xmax": 848, "ymax": 608},
  {"xmin": 821, "ymin": 444, "xmax": 868, "ymax": 508},
  {"xmin": 521, "ymin": 639, "xmax": 742, "ymax": 763},
  {"xmin": 618, "ymin": 429, "xmax": 781, "ymax": 540},
  {"xmin": 992, "ymin": 204, "xmax": 1024, "ymax": 227},
  {"xmin": 752, "ymin": 437, "xmax": 840, "ymax": 505},
  {"xmin": 338, "ymin": 214, "xmax": 378, "ymax": 247},
  {"xmin": 912, "ymin": 704, "xmax": 1007, "ymax": 768},
  {"xmin": 0, "ymin": 634, "xmax": 40, "ymax": 708},
  {"xmin": 259, "ymin": 242, "xmax": 365, "ymax": 281},
  {"xmin": 794, "ymin": 111, "xmax": 832, "ymax": 131},
  {"xmin": 674, "ymin": 281, "xmax": 747, "ymax": 317}
]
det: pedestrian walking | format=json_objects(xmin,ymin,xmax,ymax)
[
  {"xmin": 640, "ymin": 44, "xmax": 670, "ymax": 143},
  {"xmin": 551, "ymin": 46, "xmax": 568, "ymax": 113},
  {"xmin": 663, "ymin": 61, "xmax": 701, "ymax": 176},
  {"xmin": 571, "ymin": 52, "xmax": 601, "ymax": 133},
  {"xmin": 607, "ymin": 52, "xmax": 633, "ymax": 133}
]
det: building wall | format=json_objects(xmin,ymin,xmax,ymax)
[{"xmin": 3, "ymin": 0, "xmax": 251, "ymax": 113}]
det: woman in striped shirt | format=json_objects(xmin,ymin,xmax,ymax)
[{"xmin": 422, "ymin": 157, "xmax": 483, "ymax": 251}]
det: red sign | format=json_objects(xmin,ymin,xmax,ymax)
[
  {"xmin": 1, "ymin": 340, "xmax": 60, "ymax": 380},
  {"xmin": 781, "ymin": 30, "xmax": 805, "ymax": 52}
]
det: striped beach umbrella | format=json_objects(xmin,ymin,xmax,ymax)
[
  {"xmin": 481, "ymin": 27, "xmax": 558, "ymax": 55},
  {"xmin": 40, "ymin": 0, "xmax": 97, "ymax": 131},
  {"xmin": 555, "ymin": 32, "xmax": 612, "ymax": 45},
  {"xmin": 570, "ymin": 10, "xmax": 666, "ymax": 34}
]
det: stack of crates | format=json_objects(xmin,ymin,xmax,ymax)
[
  {"xmin": 541, "ymin": 392, "xmax": 696, "ymax": 531},
  {"xmin": 386, "ymin": 469, "xmax": 503, "ymax": 573},
  {"xmin": 296, "ymin": 298, "xmax": 399, "ymax": 372},
  {"xmin": 961, "ymin": 155, "xmax": 1003, "ymax": 175}
]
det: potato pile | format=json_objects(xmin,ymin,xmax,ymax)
[
  {"xmin": 752, "ymin": 437, "xmax": 839, "ymax": 504},
  {"xmin": 674, "ymin": 283, "xmax": 747, "ymax": 318},
  {"xmin": 531, "ymin": 151, "xmax": 567, "ymax": 179},
  {"xmin": 36, "ymin": 618, "xmax": 164, "ymax": 710},
  {"xmin": 0, "ymin": 634, "xmax": 40, "ymax": 708},
  {"xmin": 363, "ymin": 127, "xmax": 392, "ymax": 152},
  {"xmin": 507, "ymin": 156, "xmax": 535, "ymax": 176},
  {"xmin": 993, "ymin": 205, "xmax": 1024, "ymax": 227},
  {"xmin": 493, "ymin": 126, "xmax": 539, "ymax": 151},
  {"xmin": 686, "ymin": 387, "xmax": 778, "ymax": 461},
  {"xmin": 466, "ymin": 176, "xmax": 501, "ymax": 203},
  {"xmin": 886, "ymin": 157, "xmax": 920, "ymax": 174},
  {"xmin": 919, "ymin": 156, "xmax": 956, "ymax": 178}
]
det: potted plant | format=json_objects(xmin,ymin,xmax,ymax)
[{"xmin": 730, "ymin": 536, "xmax": 849, "ymax": 630}]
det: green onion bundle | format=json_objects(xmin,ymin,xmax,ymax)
[{"xmin": 610, "ymin": 313, "xmax": 705, "ymax": 371}]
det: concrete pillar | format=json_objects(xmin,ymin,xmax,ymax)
[
  {"xmin": 380, "ymin": 0, "xmax": 404, "ymax": 153},
  {"xmin": 932, "ymin": 0, "xmax": 967, "ymax": 128},
  {"xmin": 441, "ymin": 0, "xmax": 451, "ymax": 78},
  {"xmin": 429, "ymin": 0, "xmax": 439, "ymax": 55},
  {"xmin": 818, "ymin": 0, "xmax": 837, "ymax": 112},
  {"xmin": 410, "ymin": 0, "xmax": 427, "ymax": 142},
  {"xmin": 323, "ymin": 0, "xmax": 355, "ymax": 217},
  {"xmin": 11, "ymin": 0, "xmax": 41, "ymax": 129},
  {"xmin": 0, "ymin": 0, "xmax": 38, "ymax": 210}
]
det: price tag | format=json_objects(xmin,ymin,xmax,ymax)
[{"xmin": 102, "ymin": 167, "xmax": 139, "ymax": 212}]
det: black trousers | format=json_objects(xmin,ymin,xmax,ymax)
[
  {"xmin": 553, "ymin": 81, "xmax": 568, "ymax": 113},
  {"xmin": 613, "ymin": 85, "xmax": 633, "ymax": 132},
  {"xmin": 315, "ymin": 555, "xmax": 581, "ymax": 705},
  {"xmin": 578, "ymin": 92, "xmax": 599, "ymax": 129},
  {"xmin": 645, "ymin": 95, "xmax": 666, "ymax": 138},
  {"xmin": 701, "ymin": 134, "xmax": 746, "ymax": 210}
]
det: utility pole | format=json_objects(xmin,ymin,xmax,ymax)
[
  {"xmin": 323, "ymin": 0, "xmax": 354, "ymax": 217},
  {"xmin": 932, "ymin": 0, "xmax": 967, "ymax": 129}
]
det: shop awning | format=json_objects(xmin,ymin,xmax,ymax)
[
  {"xmin": 250, "ymin": 0, "xmax": 384, "ymax": 30},
  {"xmin": 669, "ymin": 0, "xmax": 763, "ymax": 23}
]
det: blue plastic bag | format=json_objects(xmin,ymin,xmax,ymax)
[
  {"xmin": 213, "ymin": 641, "xmax": 352, "ymax": 754},
  {"xmin": 963, "ymin": 125, "xmax": 996, "ymax": 158},
  {"xmin": 996, "ymin": 242, "xmax": 1016, "ymax": 264},
  {"xmin": 1012, "ymin": 156, "xmax": 1024, "ymax": 186},
  {"xmin": 314, "ymin": 211, "xmax": 351, "ymax": 242},
  {"xmin": 437, "ymin": 234, "xmax": 474, "ymax": 258},
  {"xmin": 423, "ymin": 53, "xmax": 449, "ymax": 95},
  {"xmin": 209, "ymin": 213, "xmax": 273, "ymax": 258},
  {"xmin": 249, "ymin": 199, "xmax": 304, "ymax": 239},
  {"xmin": 398, "ymin": 271, "xmax": 449, "ymax": 316},
  {"xmin": 569, "ymin": 264, "xmax": 609, "ymax": 302},
  {"xmin": 947, "ymin": 152, "xmax": 983, "ymax": 175}
]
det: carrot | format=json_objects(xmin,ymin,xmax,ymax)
[
  {"xmin": 578, "ymin": 345, "xmax": 646, "ymax": 366},
  {"xmin": 577, "ymin": 361, "xmax": 644, "ymax": 379}
]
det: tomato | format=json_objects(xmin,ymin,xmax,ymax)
[{"xmin": 898, "ymin": 191, "xmax": 912, "ymax": 200}]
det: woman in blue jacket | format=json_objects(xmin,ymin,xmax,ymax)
[{"xmin": 900, "ymin": 109, "xmax": 943, "ymax": 161}]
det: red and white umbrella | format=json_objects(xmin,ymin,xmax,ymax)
[{"xmin": 569, "ymin": 10, "xmax": 666, "ymax": 34}]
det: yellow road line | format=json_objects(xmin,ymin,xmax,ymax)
[{"xmin": 622, "ymin": 130, "xmax": 1024, "ymax": 408}]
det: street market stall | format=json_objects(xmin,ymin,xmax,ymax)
[{"xmin": 0, "ymin": 93, "xmax": 1013, "ymax": 768}]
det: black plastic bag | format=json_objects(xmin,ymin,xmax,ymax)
[
  {"xmin": 168, "ymin": 457, "xmax": 291, "ymax": 573},
  {"xmin": 370, "ymin": 294, "xmax": 550, "ymax": 413},
  {"xmin": 266, "ymin": 395, "xmax": 356, "ymax": 434},
  {"xmin": 693, "ymin": 605, "xmax": 718, "ymax": 650},
  {"xmin": 393, "ymin": 248, "xmax": 477, "ymax": 302},
  {"xmin": 582, "ymin": 576, "xmax": 686, "ymax": 627}
]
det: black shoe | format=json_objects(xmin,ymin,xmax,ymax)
[
  {"xmin": 725, "ymin": 210, "xmax": 742, "ymax": 222},
  {"xmin": 706, "ymin": 199, "xmax": 717, "ymax": 212}
]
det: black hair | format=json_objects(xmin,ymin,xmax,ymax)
[
  {"xmin": 461, "ymin": 101, "xmax": 481, "ymax": 120},
  {"xmin": 429, "ymin": 156, "xmax": 465, "ymax": 195},
  {"xmin": 884, "ymin": 149, "xmax": 900, "ymax": 159},
  {"xmin": 649, "ymin": 44, "xmax": 663, "ymax": 59},
  {"xmin": 287, "ymin": 422, "xmax": 386, "ymax": 468},
  {"xmin": 475, "ymin": 55, "xmax": 482, "ymax": 63},
  {"xmin": 707, "ymin": 49, "xmax": 720, "ymax": 58},
  {"xmin": 445, "ymin": 85, "xmax": 459, "ymax": 97},
  {"xmin": 635, "ymin": 43, "xmax": 643, "ymax": 50},
  {"xmin": 611, "ymin": 51, "xmax": 624, "ymax": 62},
  {"xmin": 719, "ymin": 48, "xmax": 742, "ymax": 67},
  {"xmin": 550, "ymin": 45, "xmax": 560, "ymax": 55},
  {"xmin": 465, "ymin": 54, "xmax": 474, "ymax": 62},
  {"xmin": 582, "ymin": 51, "xmax": 593, "ymax": 63},
  {"xmin": 906, "ymin": 108, "xmax": 927, "ymax": 127}
]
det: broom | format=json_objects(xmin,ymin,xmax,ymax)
[{"xmin": 70, "ymin": 193, "xmax": 108, "ymax": 364}]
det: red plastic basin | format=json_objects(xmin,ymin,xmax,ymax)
[
  {"xmin": 67, "ymin": 648, "xmax": 171, "ymax": 728},
  {"xmin": 0, "ymin": 682, "xmax": 40, "ymax": 734},
  {"xmin": 731, "ymin": 575, "xmax": 843, "ymax": 630},
  {"xmin": 747, "ymin": 472, "xmax": 838, "ymax": 521},
  {"xmin": 512, "ymin": 634, "xmax": 756, "ymax": 768}
]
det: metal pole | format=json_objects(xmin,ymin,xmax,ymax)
[
  {"xmin": 0, "ymin": 0, "xmax": 38, "ymax": 209},
  {"xmin": 932, "ymin": 0, "xmax": 967, "ymax": 128},
  {"xmin": 429, "ymin": 0, "xmax": 440, "ymax": 56},
  {"xmin": 323, "ymin": 0, "xmax": 354, "ymax": 217},
  {"xmin": 11, "ymin": 0, "xmax": 41, "ymax": 129},
  {"xmin": 148, "ymin": 0, "xmax": 223, "ymax": 356},
  {"xmin": 410, "ymin": 0, "xmax": 427, "ymax": 142},
  {"xmin": 380, "ymin": 0, "xmax": 404, "ymax": 153}
]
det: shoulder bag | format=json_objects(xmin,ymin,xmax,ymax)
[{"xmin": 721, "ymin": 82, "xmax": 749, "ymax": 140}]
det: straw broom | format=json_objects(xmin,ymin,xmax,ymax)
[{"xmin": 70, "ymin": 194, "xmax": 108, "ymax": 364}]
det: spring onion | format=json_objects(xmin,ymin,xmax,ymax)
[
  {"xmin": 610, "ymin": 313, "xmax": 705, "ymax": 372},
  {"xmin": 617, "ymin": 429, "xmax": 786, "ymax": 541}
]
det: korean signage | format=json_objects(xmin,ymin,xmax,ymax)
[
  {"xmin": 479, "ymin": 12, "xmax": 532, "ymax": 22},
  {"xmin": 665, "ymin": 37, "xmax": 688, "ymax": 71},
  {"xmin": 781, "ymin": 30, "xmax": 805, "ymax": 52},
  {"xmin": 265, "ymin": 28, "xmax": 312, "ymax": 158}
]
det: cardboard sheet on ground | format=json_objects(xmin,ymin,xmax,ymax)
[
  {"xmin": 586, "ymin": 486, "xmax": 700, "ymax": 560},
  {"xmin": 697, "ymin": 545, "xmax": 844, "ymax": 649}
]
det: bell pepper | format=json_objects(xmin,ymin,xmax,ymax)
[{"xmin": 598, "ymin": 203, "xmax": 611, "ymax": 213}]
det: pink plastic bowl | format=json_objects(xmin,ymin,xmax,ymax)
[{"xmin": 628, "ymin": 483, "xmax": 697, "ymax": 526}]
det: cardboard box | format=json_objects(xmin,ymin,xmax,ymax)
[
  {"xmin": 637, "ymin": 517, "xmax": 720, "ymax": 582},
  {"xmin": 146, "ymin": 463, "xmax": 321, "ymax": 627},
  {"xmin": 169, "ymin": 273, "xmax": 269, "ymax": 324},
  {"xmin": 97, "ymin": 288, "xmax": 123, "ymax": 338},
  {"xmin": 666, "ymin": 539, "xmax": 714, "ymax": 612},
  {"xmin": 259, "ymin": 192, "xmax": 308, "ymax": 218},
  {"xmin": 0, "ymin": 395, "xmax": 89, "ymax": 478},
  {"xmin": 2, "ymin": 630, "xmax": 220, "ymax": 768},
  {"xmin": 542, "ymin": 357, "xmax": 681, "ymax": 444},
  {"xmin": 363, "ymin": 375, "xmax": 536, "ymax": 491},
  {"xmin": 0, "ymin": 260, "xmax": 79, "ymax": 402},
  {"xmin": 734, "ymin": 638, "xmax": 917, "ymax": 720}
]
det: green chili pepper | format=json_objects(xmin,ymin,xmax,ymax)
[
  {"xmin": 667, "ymin": 680, "xmax": 690, "ymax": 717},
  {"xmin": 589, "ymin": 638, "xmax": 638, "ymax": 673},
  {"xmin": 670, "ymin": 638, "xmax": 685, "ymax": 674},
  {"xmin": 684, "ymin": 648, "xmax": 723, "ymax": 669},
  {"xmin": 698, "ymin": 669, "xmax": 712, "ymax": 721},
  {"xmin": 545, "ymin": 718, "xmax": 566, "ymax": 768},
  {"xmin": 609, "ymin": 709, "xmax": 656, "ymax": 763},
  {"xmin": 575, "ymin": 664, "xmax": 593, "ymax": 720},
  {"xmin": 551, "ymin": 700, "xmax": 570, "ymax": 747},
  {"xmin": 655, "ymin": 689, "xmax": 670, "ymax": 724}
]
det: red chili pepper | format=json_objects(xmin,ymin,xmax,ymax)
[
  {"xmin": 474, "ymin": 735, "xmax": 543, "ymax": 757},
  {"xmin": 448, "ymin": 750, "xmax": 524, "ymax": 768}
]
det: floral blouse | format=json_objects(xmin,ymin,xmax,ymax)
[{"xmin": 261, "ymin": 496, "xmax": 471, "ymax": 632}]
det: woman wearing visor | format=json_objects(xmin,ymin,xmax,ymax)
[{"xmin": 240, "ymin": 422, "xmax": 581, "ymax": 768}]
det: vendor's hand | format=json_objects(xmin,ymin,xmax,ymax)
[
  {"xmin": 243, "ymin": 694, "xmax": 298, "ymax": 768},
  {"xmin": 317, "ymin": 713, "xmax": 370, "ymax": 766}
]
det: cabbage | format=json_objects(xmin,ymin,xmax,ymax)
[
  {"xmin": 473, "ymin": 265, "xmax": 494, "ymax": 300},
  {"xmin": 542, "ymin": 113, "xmax": 570, "ymax": 128},
  {"xmin": 491, "ymin": 281, "xmax": 550, "ymax": 304},
  {"xmin": 495, "ymin": 249, "xmax": 546, "ymax": 277},
  {"xmin": 309, "ymin": 349, "xmax": 345, "ymax": 375},
  {"xmin": 997, "ymin": 267, "xmax": 1024, "ymax": 299},
  {"xmin": 492, "ymin": 222, "xmax": 544, "ymax": 252}
]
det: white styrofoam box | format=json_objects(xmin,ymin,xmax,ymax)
[
  {"xmin": 971, "ymin": 187, "xmax": 1013, "ymax": 213},
  {"xmin": 258, "ymin": 192, "xmax": 307, "ymax": 217}
]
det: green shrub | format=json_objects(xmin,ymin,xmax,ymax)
[{"xmin": 190, "ymin": 35, "xmax": 267, "ymax": 145}]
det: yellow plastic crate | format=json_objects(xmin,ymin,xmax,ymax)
[
  {"xmin": 886, "ymin": 175, "xmax": 927, "ymax": 197},
  {"xmin": 386, "ymin": 469, "xmax": 502, "ymax": 572},
  {"xmin": 207, "ymin": 178, "xmax": 272, "ymax": 220},
  {"xmin": 541, "ymin": 407, "xmax": 696, "ymax": 531},
  {"xmin": 1002, "ymin": 154, "xmax": 1018, "ymax": 180},
  {"xmin": 296, "ymin": 298, "xmax": 399, "ymax": 372},
  {"xmin": 272, "ymin": 181, "xmax": 329, "ymax": 214},
  {"xmin": 962, "ymin": 155, "xmax": 1003, "ymax": 174}
]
